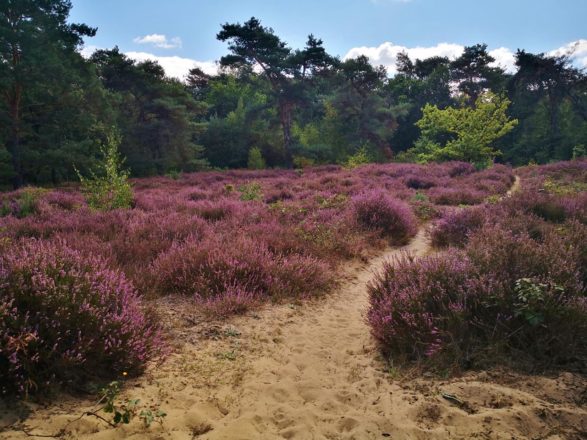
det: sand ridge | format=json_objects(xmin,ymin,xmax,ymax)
[{"xmin": 1, "ymin": 227, "xmax": 586, "ymax": 439}]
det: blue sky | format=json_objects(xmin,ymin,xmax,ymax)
[{"xmin": 70, "ymin": 0, "xmax": 587, "ymax": 79}]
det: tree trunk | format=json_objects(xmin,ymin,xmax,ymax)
[
  {"xmin": 7, "ymin": 82, "xmax": 23, "ymax": 189},
  {"xmin": 6, "ymin": 21, "xmax": 24, "ymax": 188},
  {"xmin": 278, "ymin": 100, "xmax": 294, "ymax": 168},
  {"xmin": 548, "ymin": 90, "xmax": 560, "ymax": 159}
]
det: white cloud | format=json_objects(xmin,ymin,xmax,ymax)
[
  {"xmin": 80, "ymin": 46, "xmax": 217, "ymax": 80},
  {"xmin": 488, "ymin": 47, "xmax": 516, "ymax": 73},
  {"xmin": 82, "ymin": 39, "xmax": 587, "ymax": 81},
  {"xmin": 548, "ymin": 39, "xmax": 587, "ymax": 68},
  {"xmin": 80, "ymin": 44, "xmax": 101, "ymax": 59},
  {"xmin": 344, "ymin": 42, "xmax": 464, "ymax": 75},
  {"xmin": 125, "ymin": 51, "xmax": 217, "ymax": 79},
  {"xmin": 344, "ymin": 40, "xmax": 587, "ymax": 75},
  {"xmin": 133, "ymin": 34, "xmax": 182, "ymax": 49}
]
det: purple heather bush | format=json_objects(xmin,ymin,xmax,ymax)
[
  {"xmin": 196, "ymin": 283, "xmax": 261, "ymax": 318},
  {"xmin": 43, "ymin": 190, "xmax": 84, "ymax": 211},
  {"xmin": 369, "ymin": 176, "xmax": 587, "ymax": 370},
  {"xmin": 0, "ymin": 240, "xmax": 165, "ymax": 396},
  {"xmin": 351, "ymin": 189, "xmax": 418, "ymax": 244},
  {"xmin": 428, "ymin": 187, "xmax": 486, "ymax": 205},
  {"xmin": 447, "ymin": 161, "xmax": 476, "ymax": 177},
  {"xmin": 404, "ymin": 175, "xmax": 438, "ymax": 190},
  {"xmin": 150, "ymin": 235, "xmax": 332, "ymax": 308},
  {"xmin": 430, "ymin": 206, "xmax": 487, "ymax": 248},
  {"xmin": 507, "ymin": 192, "xmax": 568, "ymax": 223}
]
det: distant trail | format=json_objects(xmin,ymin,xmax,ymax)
[{"xmin": 507, "ymin": 175, "xmax": 521, "ymax": 197}]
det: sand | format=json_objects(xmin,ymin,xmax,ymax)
[{"xmin": 1, "ymin": 226, "xmax": 586, "ymax": 439}]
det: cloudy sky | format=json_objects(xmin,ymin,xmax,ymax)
[{"xmin": 71, "ymin": 0, "xmax": 587, "ymax": 80}]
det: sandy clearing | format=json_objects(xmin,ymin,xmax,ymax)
[{"xmin": 1, "ymin": 225, "xmax": 586, "ymax": 440}]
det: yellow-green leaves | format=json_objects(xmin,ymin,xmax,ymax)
[{"xmin": 411, "ymin": 92, "xmax": 518, "ymax": 168}]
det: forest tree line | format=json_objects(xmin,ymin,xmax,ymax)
[{"xmin": 2, "ymin": 1, "xmax": 587, "ymax": 188}]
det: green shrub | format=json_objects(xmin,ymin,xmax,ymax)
[
  {"xmin": 77, "ymin": 131, "xmax": 134, "ymax": 211},
  {"xmin": 238, "ymin": 182, "xmax": 263, "ymax": 201},
  {"xmin": 166, "ymin": 169, "xmax": 182, "ymax": 180},
  {"xmin": 293, "ymin": 155, "xmax": 315, "ymax": 169},
  {"xmin": 17, "ymin": 187, "xmax": 46, "ymax": 218},
  {"xmin": 0, "ymin": 202, "xmax": 10, "ymax": 217},
  {"xmin": 345, "ymin": 146, "xmax": 371, "ymax": 169},
  {"xmin": 572, "ymin": 144, "xmax": 586, "ymax": 160},
  {"xmin": 247, "ymin": 147, "xmax": 266, "ymax": 170}
]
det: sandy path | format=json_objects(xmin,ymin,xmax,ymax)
[
  {"xmin": 506, "ymin": 175, "xmax": 521, "ymax": 197},
  {"xmin": 2, "ymin": 224, "xmax": 586, "ymax": 439},
  {"xmin": 200, "ymin": 230, "xmax": 431, "ymax": 439}
]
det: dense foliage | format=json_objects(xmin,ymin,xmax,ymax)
[
  {"xmin": 1, "ymin": 3, "xmax": 586, "ymax": 188},
  {"xmin": 410, "ymin": 92, "xmax": 518, "ymax": 167}
]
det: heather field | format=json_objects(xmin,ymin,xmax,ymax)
[
  {"xmin": 3, "ymin": 0, "xmax": 587, "ymax": 438},
  {"xmin": 1, "ymin": 161, "xmax": 587, "ymax": 439}
]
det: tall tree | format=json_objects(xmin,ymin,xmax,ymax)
[
  {"xmin": 91, "ymin": 48, "xmax": 208, "ymax": 175},
  {"xmin": 334, "ymin": 55, "xmax": 397, "ymax": 159},
  {"xmin": 451, "ymin": 44, "xmax": 506, "ymax": 105},
  {"xmin": 388, "ymin": 53, "xmax": 453, "ymax": 152},
  {"xmin": 186, "ymin": 67, "xmax": 212, "ymax": 100},
  {"xmin": 0, "ymin": 0, "xmax": 97, "ymax": 187},
  {"xmin": 217, "ymin": 17, "xmax": 334, "ymax": 166},
  {"xmin": 200, "ymin": 75, "xmax": 279, "ymax": 168},
  {"xmin": 505, "ymin": 50, "xmax": 587, "ymax": 162}
]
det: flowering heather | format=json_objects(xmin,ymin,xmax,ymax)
[
  {"xmin": 196, "ymin": 283, "xmax": 261, "ymax": 318},
  {"xmin": 0, "ymin": 240, "xmax": 165, "ymax": 396},
  {"xmin": 150, "ymin": 236, "xmax": 332, "ymax": 304},
  {"xmin": 428, "ymin": 187, "xmax": 486, "ymax": 205},
  {"xmin": 447, "ymin": 161, "xmax": 476, "ymax": 177},
  {"xmin": 351, "ymin": 190, "xmax": 418, "ymax": 244},
  {"xmin": 0, "ymin": 161, "xmax": 517, "ymax": 393},
  {"xmin": 369, "ymin": 221, "xmax": 587, "ymax": 368},
  {"xmin": 430, "ymin": 207, "xmax": 487, "ymax": 248},
  {"xmin": 0, "ymin": 161, "xmax": 515, "ymax": 303},
  {"xmin": 370, "ymin": 162, "xmax": 587, "ymax": 370}
]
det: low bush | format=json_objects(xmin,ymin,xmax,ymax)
[
  {"xmin": 191, "ymin": 199, "xmax": 236, "ymax": 221},
  {"xmin": 351, "ymin": 190, "xmax": 417, "ymax": 244},
  {"xmin": 196, "ymin": 283, "xmax": 261, "ymax": 318},
  {"xmin": 44, "ymin": 190, "xmax": 84, "ymax": 211},
  {"xmin": 0, "ymin": 187, "xmax": 46, "ymax": 218},
  {"xmin": 247, "ymin": 147, "xmax": 266, "ymax": 170},
  {"xmin": 150, "ymin": 236, "xmax": 332, "ymax": 306},
  {"xmin": 447, "ymin": 161, "xmax": 476, "ymax": 177},
  {"xmin": 516, "ymin": 193, "xmax": 567, "ymax": 223},
  {"xmin": 0, "ymin": 240, "xmax": 165, "ymax": 396},
  {"xmin": 238, "ymin": 182, "xmax": 263, "ymax": 201},
  {"xmin": 430, "ymin": 207, "xmax": 486, "ymax": 248},
  {"xmin": 428, "ymin": 188, "xmax": 485, "ymax": 205},
  {"xmin": 404, "ymin": 176, "xmax": 437, "ymax": 190},
  {"xmin": 368, "ymin": 220, "xmax": 587, "ymax": 370},
  {"xmin": 345, "ymin": 146, "xmax": 371, "ymax": 169}
]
